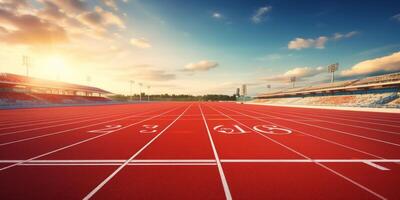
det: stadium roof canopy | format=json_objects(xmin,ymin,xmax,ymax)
[{"xmin": 0, "ymin": 73, "xmax": 111, "ymax": 94}]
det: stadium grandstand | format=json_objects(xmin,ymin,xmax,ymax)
[
  {"xmin": 255, "ymin": 72, "xmax": 400, "ymax": 108},
  {"xmin": 0, "ymin": 73, "xmax": 112, "ymax": 106}
]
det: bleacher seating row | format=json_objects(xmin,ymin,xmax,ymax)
[
  {"xmin": 352, "ymin": 72, "xmax": 400, "ymax": 86},
  {"xmin": 0, "ymin": 92, "xmax": 111, "ymax": 106},
  {"xmin": 254, "ymin": 92, "xmax": 399, "ymax": 107}
]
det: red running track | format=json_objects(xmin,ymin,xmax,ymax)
[{"xmin": 0, "ymin": 102, "xmax": 399, "ymax": 199}]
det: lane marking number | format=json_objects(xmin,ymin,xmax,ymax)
[
  {"xmin": 253, "ymin": 125, "xmax": 292, "ymax": 135},
  {"xmin": 213, "ymin": 125, "xmax": 250, "ymax": 134},
  {"xmin": 212, "ymin": 124, "xmax": 292, "ymax": 135},
  {"xmin": 88, "ymin": 125, "xmax": 123, "ymax": 134},
  {"xmin": 140, "ymin": 125, "xmax": 159, "ymax": 133}
]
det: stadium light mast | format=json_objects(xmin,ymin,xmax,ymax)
[
  {"xmin": 290, "ymin": 76, "xmax": 296, "ymax": 88},
  {"xmin": 130, "ymin": 80, "xmax": 135, "ymax": 101},
  {"xmin": 328, "ymin": 63, "xmax": 339, "ymax": 83},
  {"xmin": 139, "ymin": 82, "xmax": 143, "ymax": 101},
  {"xmin": 86, "ymin": 76, "xmax": 92, "ymax": 86},
  {"xmin": 22, "ymin": 55, "xmax": 30, "ymax": 77},
  {"xmin": 267, "ymin": 84, "xmax": 271, "ymax": 91},
  {"xmin": 241, "ymin": 84, "xmax": 247, "ymax": 104},
  {"xmin": 147, "ymin": 86, "xmax": 151, "ymax": 102}
]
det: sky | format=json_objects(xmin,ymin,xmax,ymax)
[{"xmin": 0, "ymin": 0, "xmax": 400, "ymax": 95}]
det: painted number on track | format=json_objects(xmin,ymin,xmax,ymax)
[
  {"xmin": 212, "ymin": 124, "xmax": 292, "ymax": 135},
  {"xmin": 253, "ymin": 125, "xmax": 292, "ymax": 135},
  {"xmin": 213, "ymin": 125, "xmax": 250, "ymax": 134},
  {"xmin": 140, "ymin": 125, "xmax": 159, "ymax": 133},
  {"xmin": 88, "ymin": 125, "xmax": 122, "ymax": 134}
]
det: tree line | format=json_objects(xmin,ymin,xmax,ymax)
[{"xmin": 109, "ymin": 93, "xmax": 237, "ymax": 101}]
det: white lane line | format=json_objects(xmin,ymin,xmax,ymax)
[
  {"xmin": 226, "ymin": 105, "xmax": 400, "ymax": 147},
  {"xmin": 364, "ymin": 162, "xmax": 390, "ymax": 171},
  {"xmin": 199, "ymin": 104, "xmax": 232, "ymax": 200},
  {"xmin": 0, "ymin": 106, "xmax": 180, "ymax": 172},
  {"xmin": 0, "ymin": 160, "xmax": 125, "ymax": 163},
  {"xmin": 130, "ymin": 159, "xmax": 216, "ymax": 163},
  {"xmin": 0, "ymin": 159, "xmax": 216, "ymax": 163},
  {"xmin": 83, "ymin": 104, "xmax": 192, "ymax": 200},
  {"xmin": 0, "ymin": 159, "xmax": 399, "ymax": 164},
  {"xmin": 17, "ymin": 163, "xmax": 217, "ymax": 166},
  {"xmin": 131, "ymin": 163, "xmax": 216, "ymax": 166},
  {"xmin": 209, "ymin": 104, "xmax": 387, "ymax": 200},
  {"xmin": 0, "ymin": 107, "xmax": 169, "ymax": 146},
  {"xmin": 20, "ymin": 163, "xmax": 122, "ymax": 166},
  {"xmin": 221, "ymin": 159, "xmax": 400, "ymax": 163}
]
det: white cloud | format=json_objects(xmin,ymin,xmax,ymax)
[
  {"xmin": 392, "ymin": 13, "xmax": 400, "ymax": 21},
  {"xmin": 288, "ymin": 36, "xmax": 328, "ymax": 50},
  {"xmin": 51, "ymin": 0, "xmax": 88, "ymax": 14},
  {"xmin": 0, "ymin": 8, "xmax": 68, "ymax": 45},
  {"xmin": 333, "ymin": 31, "xmax": 358, "ymax": 40},
  {"xmin": 212, "ymin": 12, "xmax": 222, "ymax": 19},
  {"xmin": 251, "ymin": 5, "xmax": 272, "ymax": 23},
  {"xmin": 37, "ymin": 1, "xmax": 67, "ymax": 20},
  {"xmin": 77, "ymin": 6, "xmax": 125, "ymax": 31},
  {"xmin": 263, "ymin": 66, "xmax": 324, "ymax": 82},
  {"xmin": 341, "ymin": 51, "xmax": 400, "ymax": 77},
  {"xmin": 288, "ymin": 31, "xmax": 358, "ymax": 50},
  {"xmin": 0, "ymin": 0, "xmax": 29, "ymax": 11},
  {"xmin": 184, "ymin": 60, "xmax": 218, "ymax": 72},
  {"xmin": 284, "ymin": 66, "xmax": 324, "ymax": 77},
  {"xmin": 130, "ymin": 37, "xmax": 151, "ymax": 48},
  {"xmin": 102, "ymin": 0, "xmax": 118, "ymax": 11}
]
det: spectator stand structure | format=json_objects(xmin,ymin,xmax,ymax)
[
  {"xmin": 0, "ymin": 73, "xmax": 112, "ymax": 106},
  {"xmin": 256, "ymin": 72, "xmax": 400, "ymax": 108}
]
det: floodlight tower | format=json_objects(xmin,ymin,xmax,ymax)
[
  {"xmin": 241, "ymin": 84, "xmax": 247, "ymax": 104},
  {"xmin": 147, "ymin": 85, "xmax": 151, "ymax": 101},
  {"xmin": 86, "ymin": 76, "xmax": 91, "ymax": 86},
  {"xmin": 328, "ymin": 63, "xmax": 339, "ymax": 83},
  {"xmin": 267, "ymin": 84, "xmax": 271, "ymax": 91},
  {"xmin": 129, "ymin": 80, "xmax": 135, "ymax": 101},
  {"xmin": 290, "ymin": 76, "xmax": 296, "ymax": 88},
  {"xmin": 139, "ymin": 82, "xmax": 143, "ymax": 101},
  {"xmin": 22, "ymin": 55, "xmax": 30, "ymax": 77}
]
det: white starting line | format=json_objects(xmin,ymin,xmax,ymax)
[{"xmin": 0, "ymin": 159, "xmax": 398, "ymax": 170}]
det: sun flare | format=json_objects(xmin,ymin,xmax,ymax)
[{"xmin": 39, "ymin": 55, "xmax": 69, "ymax": 80}]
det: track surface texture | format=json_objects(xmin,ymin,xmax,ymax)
[{"xmin": 0, "ymin": 102, "xmax": 399, "ymax": 200}]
